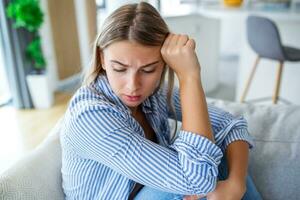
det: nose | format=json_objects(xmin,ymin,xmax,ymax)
[{"xmin": 126, "ymin": 72, "xmax": 140, "ymax": 92}]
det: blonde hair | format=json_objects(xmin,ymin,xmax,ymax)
[{"xmin": 83, "ymin": 2, "xmax": 177, "ymax": 138}]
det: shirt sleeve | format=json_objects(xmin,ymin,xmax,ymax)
[
  {"xmin": 63, "ymin": 103, "xmax": 223, "ymax": 196},
  {"xmin": 165, "ymin": 86, "xmax": 254, "ymax": 151}
]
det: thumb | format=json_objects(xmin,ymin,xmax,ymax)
[
  {"xmin": 184, "ymin": 195, "xmax": 205, "ymax": 200},
  {"xmin": 183, "ymin": 195, "xmax": 191, "ymax": 200},
  {"xmin": 186, "ymin": 38, "xmax": 196, "ymax": 50}
]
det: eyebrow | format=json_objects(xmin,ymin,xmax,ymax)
[{"xmin": 110, "ymin": 60, "xmax": 160, "ymax": 68}]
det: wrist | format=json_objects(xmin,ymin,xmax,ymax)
[
  {"xmin": 228, "ymin": 172, "xmax": 247, "ymax": 185},
  {"xmin": 178, "ymin": 73, "xmax": 201, "ymax": 88},
  {"xmin": 227, "ymin": 177, "xmax": 247, "ymax": 195}
]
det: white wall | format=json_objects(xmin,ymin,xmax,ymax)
[
  {"xmin": 39, "ymin": 0, "xmax": 58, "ymax": 92},
  {"xmin": 40, "ymin": 0, "xmax": 96, "ymax": 92},
  {"xmin": 74, "ymin": 0, "xmax": 93, "ymax": 71},
  {"xmin": 164, "ymin": 15, "xmax": 220, "ymax": 92},
  {"xmin": 220, "ymin": 18, "xmax": 243, "ymax": 57}
]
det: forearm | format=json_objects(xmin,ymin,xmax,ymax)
[
  {"xmin": 226, "ymin": 140, "xmax": 249, "ymax": 185},
  {"xmin": 179, "ymin": 76, "xmax": 214, "ymax": 142},
  {"xmin": 161, "ymin": 34, "xmax": 214, "ymax": 142}
]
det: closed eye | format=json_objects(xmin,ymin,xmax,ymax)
[
  {"xmin": 141, "ymin": 69, "xmax": 156, "ymax": 73},
  {"xmin": 110, "ymin": 60, "xmax": 160, "ymax": 73},
  {"xmin": 113, "ymin": 68, "xmax": 126, "ymax": 72},
  {"xmin": 141, "ymin": 66, "xmax": 157, "ymax": 73}
]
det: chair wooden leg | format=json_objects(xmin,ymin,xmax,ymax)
[
  {"xmin": 240, "ymin": 56, "xmax": 260, "ymax": 103},
  {"xmin": 272, "ymin": 62, "xmax": 284, "ymax": 104}
]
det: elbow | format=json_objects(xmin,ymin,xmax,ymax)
[
  {"xmin": 201, "ymin": 176, "xmax": 217, "ymax": 194},
  {"xmin": 184, "ymin": 164, "xmax": 219, "ymax": 195},
  {"xmin": 190, "ymin": 175, "xmax": 217, "ymax": 195}
]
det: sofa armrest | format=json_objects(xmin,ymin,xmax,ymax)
[{"xmin": 0, "ymin": 118, "xmax": 65, "ymax": 200}]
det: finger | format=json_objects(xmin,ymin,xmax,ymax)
[
  {"xmin": 174, "ymin": 34, "xmax": 181, "ymax": 45},
  {"xmin": 184, "ymin": 195, "xmax": 203, "ymax": 200},
  {"xmin": 183, "ymin": 196, "xmax": 190, "ymax": 200},
  {"xmin": 177, "ymin": 34, "xmax": 189, "ymax": 46},
  {"xmin": 161, "ymin": 33, "xmax": 173, "ymax": 54},
  {"xmin": 168, "ymin": 34, "xmax": 180, "ymax": 47},
  {"xmin": 183, "ymin": 195, "xmax": 192, "ymax": 200},
  {"xmin": 186, "ymin": 38, "xmax": 196, "ymax": 50},
  {"xmin": 163, "ymin": 33, "xmax": 172, "ymax": 47}
]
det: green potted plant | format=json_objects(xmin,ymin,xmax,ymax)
[{"xmin": 6, "ymin": 0, "xmax": 53, "ymax": 108}]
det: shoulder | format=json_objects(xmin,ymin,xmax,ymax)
[
  {"xmin": 64, "ymin": 86, "xmax": 129, "ymax": 130},
  {"xmin": 207, "ymin": 104, "xmax": 233, "ymax": 118},
  {"xmin": 155, "ymin": 83, "xmax": 180, "ymax": 104},
  {"xmin": 207, "ymin": 103, "xmax": 235, "ymax": 124},
  {"xmin": 61, "ymin": 86, "xmax": 132, "ymax": 150},
  {"xmin": 207, "ymin": 103, "xmax": 248, "ymax": 131},
  {"xmin": 71, "ymin": 86, "xmax": 124, "ymax": 113},
  {"xmin": 150, "ymin": 86, "xmax": 169, "ymax": 113}
]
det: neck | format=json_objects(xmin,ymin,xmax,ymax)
[{"xmin": 129, "ymin": 105, "xmax": 140, "ymax": 116}]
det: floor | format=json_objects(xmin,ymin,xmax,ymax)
[
  {"xmin": 0, "ymin": 92, "xmax": 72, "ymax": 174},
  {"xmin": 0, "ymin": 57, "xmax": 239, "ymax": 174}
]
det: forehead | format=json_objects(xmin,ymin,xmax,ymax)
[{"xmin": 103, "ymin": 40, "xmax": 162, "ymax": 61}]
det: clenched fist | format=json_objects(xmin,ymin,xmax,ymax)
[{"xmin": 161, "ymin": 33, "xmax": 201, "ymax": 82}]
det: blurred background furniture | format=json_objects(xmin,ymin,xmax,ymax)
[
  {"xmin": 235, "ymin": 12, "xmax": 300, "ymax": 104},
  {"xmin": 240, "ymin": 15, "xmax": 300, "ymax": 104},
  {"xmin": 1, "ymin": 99, "xmax": 300, "ymax": 200},
  {"xmin": 160, "ymin": 4, "xmax": 300, "ymax": 104}
]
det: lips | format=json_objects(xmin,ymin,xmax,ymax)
[{"xmin": 124, "ymin": 95, "xmax": 142, "ymax": 102}]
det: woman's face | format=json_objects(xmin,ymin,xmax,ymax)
[{"xmin": 101, "ymin": 40, "xmax": 164, "ymax": 111}]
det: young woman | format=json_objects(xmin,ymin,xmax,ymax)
[{"xmin": 60, "ymin": 2, "xmax": 262, "ymax": 200}]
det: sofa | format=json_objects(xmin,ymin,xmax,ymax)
[{"xmin": 0, "ymin": 98, "xmax": 299, "ymax": 200}]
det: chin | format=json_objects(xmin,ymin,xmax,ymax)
[
  {"xmin": 124, "ymin": 101, "xmax": 141, "ymax": 108},
  {"xmin": 120, "ymin": 94, "xmax": 149, "ymax": 109}
]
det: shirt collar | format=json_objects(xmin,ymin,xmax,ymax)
[{"xmin": 141, "ymin": 96, "xmax": 153, "ymax": 114}]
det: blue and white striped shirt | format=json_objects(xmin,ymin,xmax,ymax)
[{"xmin": 60, "ymin": 75, "xmax": 253, "ymax": 199}]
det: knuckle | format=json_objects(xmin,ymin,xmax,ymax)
[
  {"xmin": 166, "ymin": 48, "xmax": 173, "ymax": 55},
  {"xmin": 182, "ymin": 47, "xmax": 189, "ymax": 53}
]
